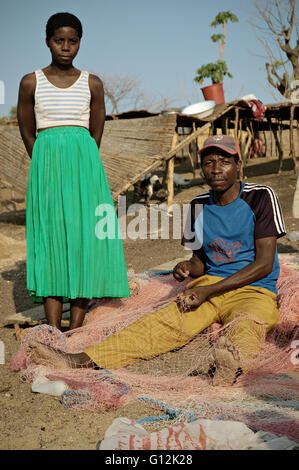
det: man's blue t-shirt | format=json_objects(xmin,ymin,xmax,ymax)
[{"xmin": 182, "ymin": 182, "xmax": 286, "ymax": 294}]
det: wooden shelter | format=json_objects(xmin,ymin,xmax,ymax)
[
  {"xmin": 0, "ymin": 99, "xmax": 298, "ymax": 211},
  {"xmin": 101, "ymin": 99, "xmax": 298, "ymax": 206},
  {"xmin": 202, "ymin": 100, "xmax": 299, "ymax": 178}
]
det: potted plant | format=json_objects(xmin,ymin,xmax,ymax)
[{"xmin": 194, "ymin": 11, "xmax": 238, "ymax": 104}]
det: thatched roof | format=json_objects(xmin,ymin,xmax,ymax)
[
  {"xmin": 100, "ymin": 114, "xmax": 178, "ymax": 199},
  {"xmin": 1, "ymin": 99, "xmax": 297, "ymax": 201},
  {"xmin": 0, "ymin": 126, "xmax": 30, "ymax": 193},
  {"xmin": 0, "ymin": 115, "xmax": 180, "ymax": 201}
]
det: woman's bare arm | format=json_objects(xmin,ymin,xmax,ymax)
[
  {"xmin": 17, "ymin": 73, "xmax": 36, "ymax": 158},
  {"xmin": 89, "ymin": 74, "xmax": 106, "ymax": 148}
]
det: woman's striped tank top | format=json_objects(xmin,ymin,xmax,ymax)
[{"xmin": 34, "ymin": 69, "xmax": 91, "ymax": 130}]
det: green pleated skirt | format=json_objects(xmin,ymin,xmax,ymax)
[{"xmin": 26, "ymin": 126, "xmax": 130, "ymax": 301}]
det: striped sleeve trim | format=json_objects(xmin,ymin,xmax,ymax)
[{"xmin": 243, "ymin": 183, "xmax": 286, "ymax": 236}]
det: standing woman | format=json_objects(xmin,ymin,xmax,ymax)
[{"xmin": 17, "ymin": 12, "xmax": 130, "ymax": 330}]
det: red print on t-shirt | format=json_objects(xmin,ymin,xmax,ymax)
[{"xmin": 210, "ymin": 238, "xmax": 242, "ymax": 262}]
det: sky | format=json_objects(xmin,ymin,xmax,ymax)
[{"xmin": 0, "ymin": 0, "xmax": 295, "ymax": 117}]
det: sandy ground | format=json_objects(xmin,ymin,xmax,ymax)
[{"xmin": 0, "ymin": 157, "xmax": 298, "ymax": 450}]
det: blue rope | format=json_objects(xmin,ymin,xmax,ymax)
[
  {"xmin": 137, "ymin": 415, "xmax": 172, "ymax": 424},
  {"xmin": 136, "ymin": 397, "xmax": 196, "ymax": 424}
]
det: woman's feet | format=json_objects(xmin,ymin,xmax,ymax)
[{"xmin": 27, "ymin": 340, "xmax": 93, "ymax": 370}]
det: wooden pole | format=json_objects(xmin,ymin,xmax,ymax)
[
  {"xmin": 221, "ymin": 116, "xmax": 228, "ymax": 135},
  {"xmin": 167, "ymin": 132, "xmax": 179, "ymax": 209},
  {"xmin": 249, "ymin": 120, "xmax": 256, "ymax": 158},
  {"xmin": 290, "ymin": 105, "xmax": 297, "ymax": 174},
  {"xmin": 267, "ymin": 116, "xmax": 283, "ymax": 173},
  {"xmin": 278, "ymin": 119, "xmax": 283, "ymax": 165},
  {"xmin": 193, "ymin": 123, "xmax": 200, "ymax": 168},
  {"xmin": 234, "ymin": 107, "xmax": 239, "ymax": 141},
  {"xmin": 239, "ymin": 121, "xmax": 252, "ymax": 180},
  {"xmin": 187, "ymin": 147, "xmax": 196, "ymax": 177},
  {"xmin": 162, "ymin": 160, "xmax": 168, "ymax": 187},
  {"xmin": 243, "ymin": 123, "xmax": 253, "ymax": 165},
  {"xmin": 279, "ymin": 119, "xmax": 283, "ymax": 150},
  {"xmin": 263, "ymin": 129, "xmax": 267, "ymax": 158},
  {"xmin": 275, "ymin": 119, "xmax": 279, "ymax": 159},
  {"xmin": 238, "ymin": 118, "xmax": 243, "ymax": 142}
]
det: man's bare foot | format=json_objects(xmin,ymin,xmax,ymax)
[
  {"xmin": 188, "ymin": 351, "xmax": 216, "ymax": 376},
  {"xmin": 212, "ymin": 336, "xmax": 242, "ymax": 386},
  {"xmin": 27, "ymin": 340, "xmax": 93, "ymax": 370}
]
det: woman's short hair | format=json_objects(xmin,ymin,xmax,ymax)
[{"xmin": 46, "ymin": 12, "xmax": 83, "ymax": 40}]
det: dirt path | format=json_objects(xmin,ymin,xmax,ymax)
[{"xmin": 0, "ymin": 158, "xmax": 298, "ymax": 450}]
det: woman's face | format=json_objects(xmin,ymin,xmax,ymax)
[{"xmin": 46, "ymin": 26, "xmax": 80, "ymax": 65}]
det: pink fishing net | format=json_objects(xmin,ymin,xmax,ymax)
[{"xmin": 9, "ymin": 256, "xmax": 299, "ymax": 442}]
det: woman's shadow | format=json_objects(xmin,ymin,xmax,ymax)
[{"xmin": 1, "ymin": 260, "xmax": 36, "ymax": 317}]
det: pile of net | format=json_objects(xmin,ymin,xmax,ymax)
[{"xmin": 9, "ymin": 254, "xmax": 299, "ymax": 442}]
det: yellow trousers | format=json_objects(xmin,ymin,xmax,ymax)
[{"xmin": 84, "ymin": 275, "xmax": 279, "ymax": 369}]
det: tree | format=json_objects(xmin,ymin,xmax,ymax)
[
  {"xmin": 9, "ymin": 106, "xmax": 17, "ymax": 119},
  {"xmin": 194, "ymin": 10, "xmax": 238, "ymax": 85},
  {"xmin": 210, "ymin": 11, "xmax": 239, "ymax": 63},
  {"xmin": 195, "ymin": 61, "xmax": 232, "ymax": 85},
  {"xmin": 250, "ymin": 0, "xmax": 299, "ymax": 99},
  {"xmin": 0, "ymin": 105, "xmax": 17, "ymax": 124},
  {"xmin": 101, "ymin": 73, "xmax": 174, "ymax": 114},
  {"xmin": 101, "ymin": 74, "xmax": 145, "ymax": 114}
]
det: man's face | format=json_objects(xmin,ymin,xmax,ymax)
[{"xmin": 201, "ymin": 149, "xmax": 241, "ymax": 192}]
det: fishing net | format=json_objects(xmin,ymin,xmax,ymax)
[{"xmin": 9, "ymin": 255, "xmax": 299, "ymax": 442}]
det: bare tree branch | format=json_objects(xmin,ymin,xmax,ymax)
[
  {"xmin": 250, "ymin": 0, "xmax": 299, "ymax": 98},
  {"xmin": 101, "ymin": 74, "xmax": 141, "ymax": 114},
  {"xmin": 100, "ymin": 73, "xmax": 173, "ymax": 114}
]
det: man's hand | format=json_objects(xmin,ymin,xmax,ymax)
[
  {"xmin": 173, "ymin": 253, "xmax": 205, "ymax": 281},
  {"xmin": 173, "ymin": 261, "xmax": 191, "ymax": 281},
  {"xmin": 176, "ymin": 286, "xmax": 211, "ymax": 312}
]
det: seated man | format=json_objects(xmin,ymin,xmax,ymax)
[{"xmin": 27, "ymin": 135, "xmax": 286, "ymax": 386}]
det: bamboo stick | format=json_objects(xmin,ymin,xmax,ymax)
[
  {"xmin": 290, "ymin": 105, "xmax": 297, "ymax": 174},
  {"xmin": 221, "ymin": 116, "xmax": 228, "ymax": 135},
  {"xmin": 187, "ymin": 147, "xmax": 196, "ymax": 177},
  {"xmin": 267, "ymin": 116, "xmax": 283, "ymax": 173},
  {"xmin": 167, "ymin": 132, "xmax": 179, "ymax": 209},
  {"xmin": 234, "ymin": 107, "xmax": 239, "ymax": 141},
  {"xmin": 264, "ymin": 130, "xmax": 268, "ymax": 158}
]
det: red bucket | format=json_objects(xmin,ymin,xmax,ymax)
[{"xmin": 201, "ymin": 83, "xmax": 225, "ymax": 105}]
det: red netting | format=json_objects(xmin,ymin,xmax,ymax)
[{"xmin": 9, "ymin": 255, "xmax": 299, "ymax": 442}]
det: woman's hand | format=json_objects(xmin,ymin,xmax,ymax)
[
  {"xmin": 176, "ymin": 286, "xmax": 211, "ymax": 312},
  {"xmin": 173, "ymin": 261, "xmax": 192, "ymax": 281}
]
